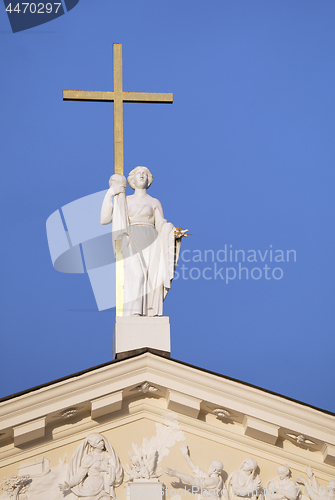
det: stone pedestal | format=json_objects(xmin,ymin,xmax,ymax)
[
  {"xmin": 113, "ymin": 316, "xmax": 170, "ymax": 359},
  {"xmin": 126, "ymin": 480, "xmax": 166, "ymax": 500}
]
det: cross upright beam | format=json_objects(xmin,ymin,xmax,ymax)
[{"xmin": 63, "ymin": 44, "xmax": 173, "ymax": 175}]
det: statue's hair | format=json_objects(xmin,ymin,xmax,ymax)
[
  {"xmin": 127, "ymin": 166, "xmax": 153, "ymax": 190},
  {"xmin": 211, "ymin": 460, "xmax": 224, "ymax": 473}
]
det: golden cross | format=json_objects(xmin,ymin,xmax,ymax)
[{"xmin": 63, "ymin": 43, "xmax": 173, "ymax": 175}]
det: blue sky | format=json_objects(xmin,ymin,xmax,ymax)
[{"xmin": 1, "ymin": 0, "xmax": 335, "ymax": 412}]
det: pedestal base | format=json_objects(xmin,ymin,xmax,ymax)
[
  {"xmin": 126, "ymin": 480, "xmax": 166, "ymax": 500},
  {"xmin": 113, "ymin": 316, "xmax": 171, "ymax": 359}
]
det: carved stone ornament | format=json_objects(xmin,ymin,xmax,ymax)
[
  {"xmin": 58, "ymin": 433, "xmax": 123, "ymax": 499},
  {"xmin": 125, "ymin": 414, "xmax": 185, "ymax": 482},
  {"xmin": 213, "ymin": 408, "xmax": 231, "ymax": 419},
  {"xmin": 165, "ymin": 443, "xmax": 224, "ymax": 500},
  {"xmin": 1, "ymin": 474, "xmax": 31, "ymax": 500},
  {"xmin": 131, "ymin": 382, "xmax": 159, "ymax": 394},
  {"xmin": 226, "ymin": 458, "xmax": 263, "ymax": 500},
  {"xmin": 286, "ymin": 433, "xmax": 315, "ymax": 446},
  {"xmin": 124, "ymin": 441, "xmax": 161, "ymax": 481},
  {"xmin": 265, "ymin": 465, "xmax": 300, "ymax": 500},
  {"xmin": 61, "ymin": 408, "xmax": 78, "ymax": 419}
]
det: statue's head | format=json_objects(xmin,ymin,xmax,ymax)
[
  {"xmin": 128, "ymin": 166, "xmax": 153, "ymax": 190},
  {"xmin": 208, "ymin": 460, "xmax": 224, "ymax": 475},
  {"xmin": 87, "ymin": 433, "xmax": 105, "ymax": 451},
  {"xmin": 109, "ymin": 173, "xmax": 127, "ymax": 190},
  {"xmin": 240, "ymin": 458, "xmax": 257, "ymax": 473},
  {"xmin": 277, "ymin": 465, "xmax": 290, "ymax": 480}
]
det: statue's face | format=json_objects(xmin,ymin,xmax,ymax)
[
  {"xmin": 278, "ymin": 469, "xmax": 289, "ymax": 480},
  {"xmin": 241, "ymin": 461, "xmax": 254, "ymax": 473},
  {"xmin": 208, "ymin": 463, "xmax": 215, "ymax": 475},
  {"xmin": 134, "ymin": 168, "xmax": 148, "ymax": 189},
  {"xmin": 94, "ymin": 438, "xmax": 105, "ymax": 450}
]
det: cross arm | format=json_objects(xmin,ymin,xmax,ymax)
[
  {"xmin": 63, "ymin": 90, "xmax": 115, "ymax": 102},
  {"xmin": 122, "ymin": 92, "xmax": 173, "ymax": 104}
]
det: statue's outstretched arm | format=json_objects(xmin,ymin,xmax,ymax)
[
  {"xmin": 165, "ymin": 467, "xmax": 198, "ymax": 486},
  {"xmin": 296, "ymin": 476, "xmax": 319, "ymax": 500},
  {"xmin": 180, "ymin": 444, "xmax": 197, "ymax": 473},
  {"xmin": 306, "ymin": 467, "xmax": 319, "ymax": 492}
]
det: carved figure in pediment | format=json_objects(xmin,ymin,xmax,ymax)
[
  {"xmin": 227, "ymin": 458, "xmax": 263, "ymax": 500},
  {"xmin": 165, "ymin": 444, "xmax": 224, "ymax": 500},
  {"xmin": 265, "ymin": 465, "xmax": 300, "ymax": 500},
  {"xmin": 124, "ymin": 440, "xmax": 160, "ymax": 480},
  {"xmin": 297, "ymin": 466, "xmax": 335, "ymax": 500},
  {"xmin": 59, "ymin": 433, "xmax": 123, "ymax": 499}
]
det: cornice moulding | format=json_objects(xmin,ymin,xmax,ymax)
[{"xmin": 0, "ymin": 354, "xmax": 334, "ymax": 451}]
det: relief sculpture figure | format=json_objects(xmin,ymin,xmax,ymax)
[
  {"xmin": 165, "ymin": 443, "xmax": 224, "ymax": 500},
  {"xmin": 297, "ymin": 466, "xmax": 335, "ymax": 500},
  {"xmin": 100, "ymin": 167, "xmax": 184, "ymax": 316},
  {"xmin": 59, "ymin": 433, "xmax": 123, "ymax": 499},
  {"xmin": 227, "ymin": 458, "xmax": 263, "ymax": 500},
  {"xmin": 265, "ymin": 465, "xmax": 300, "ymax": 500}
]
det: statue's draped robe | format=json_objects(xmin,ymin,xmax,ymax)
[
  {"xmin": 265, "ymin": 477, "xmax": 299, "ymax": 500},
  {"xmin": 112, "ymin": 192, "xmax": 181, "ymax": 316},
  {"xmin": 67, "ymin": 438, "xmax": 123, "ymax": 500},
  {"xmin": 192, "ymin": 466, "xmax": 223, "ymax": 500},
  {"xmin": 227, "ymin": 470, "xmax": 263, "ymax": 500}
]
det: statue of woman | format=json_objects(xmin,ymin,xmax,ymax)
[
  {"xmin": 59, "ymin": 433, "xmax": 123, "ymax": 499},
  {"xmin": 227, "ymin": 458, "xmax": 263, "ymax": 500},
  {"xmin": 100, "ymin": 166, "xmax": 183, "ymax": 316}
]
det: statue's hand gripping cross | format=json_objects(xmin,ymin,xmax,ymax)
[{"xmin": 63, "ymin": 43, "xmax": 173, "ymax": 176}]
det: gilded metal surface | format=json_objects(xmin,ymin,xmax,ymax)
[
  {"xmin": 63, "ymin": 43, "xmax": 173, "ymax": 176},
  {"xmin": 63, "ymin": 43, "xmax": 173, "ymax": 315},
  {"xmin": 62, "ymin": 90, "xmax": 173, "ymax": 103}
]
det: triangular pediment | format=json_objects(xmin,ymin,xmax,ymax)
[{"xmin": 0, "ymin": 352, "xmax": 334, "ymax": 499}]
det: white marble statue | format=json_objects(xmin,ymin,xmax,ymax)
[
  {"xmin": 165, "ymin": 444, "xmax": 224, "ymax": 500},
  {"xmin": 59, "ymin": 433, "xmax": 123, "ymax": 499},
  {"xmin": 227, "ymin": 458, "xmax": 263, "ymax": 500},
  {"xmin": 265, "ymin": 465, "xmax": 300, "ymax": 500},
  {"xmin": 297, "ymin": 466, "xmax": 335, "ymax": 500},
  {"xmin": 100, "ymin": 167, "xmax": 183, "ymax": 316}
]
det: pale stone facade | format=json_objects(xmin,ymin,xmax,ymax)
[{"xmin": 0, "ymin": 352, "xmax": 334, "ymax": 500}]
